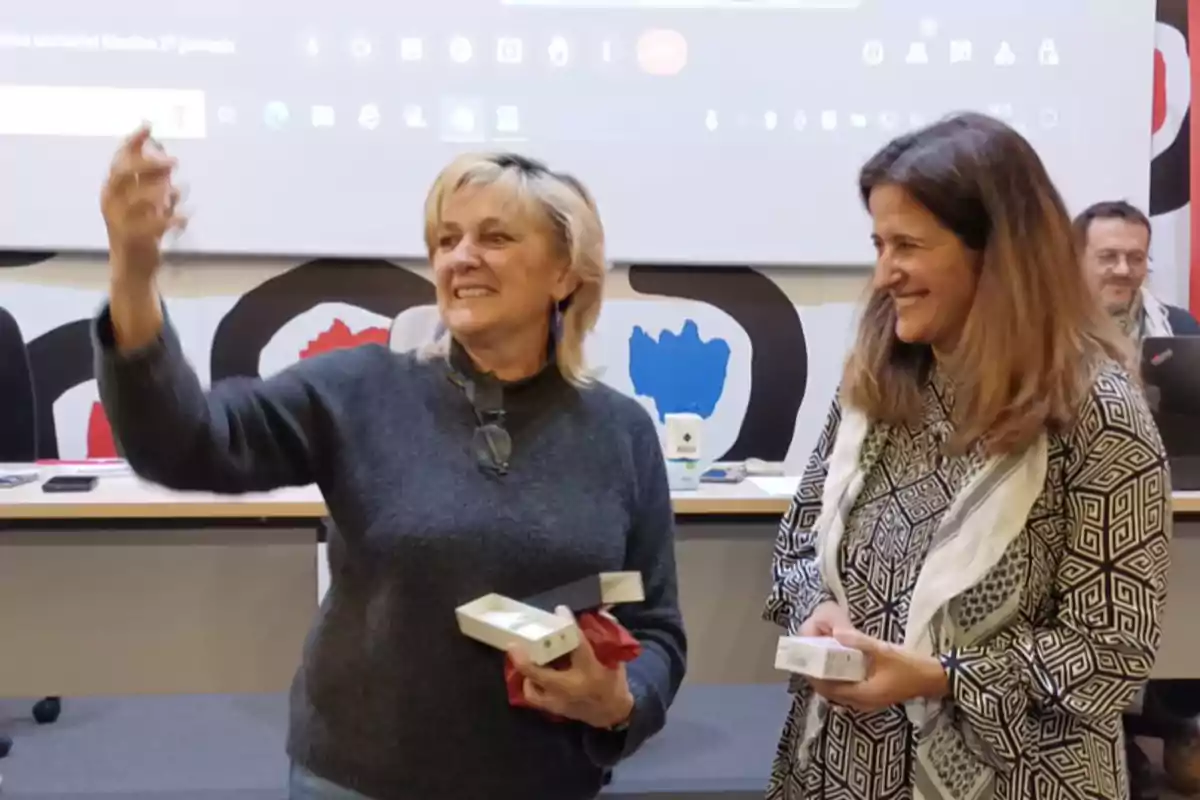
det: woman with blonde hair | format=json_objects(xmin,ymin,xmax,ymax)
[
  {"xmin": 94, "ymin": 129, "xmax": 686, "ymax": 800},
  {"xmin": 765, "ymin": 112, "xmax": 1170, "ymax": 799}
]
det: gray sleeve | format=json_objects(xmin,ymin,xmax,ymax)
[
  {"xmin": 583, "ymin": 407, "xmax": 687, "ymax": 767},
  {"xmin": 92, "ymin": 302, "xmax": 352, "ymax": 493}
]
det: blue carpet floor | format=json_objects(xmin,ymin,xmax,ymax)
[{"xmin": 0, "ymin": 684, "xmax": 788, "ymax": 799}]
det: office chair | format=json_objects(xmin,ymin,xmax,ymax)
[
  {"xmin": 0, "ymin": 308, "xmax": 63, "ymax": 764},
  {"xmin": 1124, "ymin": 681, "xmax": 1200, "ymax": 797},
  {"xmin": 0, "ymin": 307, "xmax": 35, "ymax": 462}
]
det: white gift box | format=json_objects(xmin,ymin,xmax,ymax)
[
  {"xmin": 522, "ymin": 571, "xmax": 646, "ymax": 613},
  {"xmin": 455, "ymin": 594, "xmax": 581, "ymax": 666},
  {"xmin": 598, "ymin": 571, "xmax": 645, "ymax": 605},
  {"xmin": 774, "ymin": 635, "xmax": 866, "ymax": 682}
]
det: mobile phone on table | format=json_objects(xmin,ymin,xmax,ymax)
[
  {"xmin": 701, "ymin": 466, "xmax": 746, "ymax": 484},
  {"xmin": 41, "ymin": 475, "xmax": 99, "ymax": 493}
]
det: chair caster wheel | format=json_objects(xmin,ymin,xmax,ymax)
[
  {"xmin": 0, "ymin": 735, "xmax": 11, "ymax": 758},
  {"xmin": 32, "ymin": 697, "xmax": 61, "ymax": 724}
]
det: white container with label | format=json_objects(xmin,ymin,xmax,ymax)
[{"xmin": 664, "ymin": 412, "xmax": 703, "ymax": 491}]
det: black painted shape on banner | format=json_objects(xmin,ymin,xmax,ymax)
[
  {"xmin": 0, "ymin": 307, "xmax": 37, "ymax": 461},
  {"xmin": 1151, "ymin": 109, "xmax": 1190, "ymax": 217},
  {"xmin": 26, "ymin": 319, "xmax": 93, "ymax": 460},
  {"xmin": 0, "ymin": 251, "xmax": 57, "ymax": 269},
  {"xmin": 210, "ymin": 259, "xmax": 436, "ymax": 381},
  {"xmin": 1156, "ymin": 0, "xmax": 1187, "ymax": 29},
  {"xmin": 1151, "ymin": 1, "xmax": 1189, "ymax": 216},
  {"xmin": 627, "ymin": 264, "xmax": 806, "ymax": 462}
]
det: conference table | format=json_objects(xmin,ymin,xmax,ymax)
[
  {"xmin": 0, "ymin": 468, "xmax": 794, "ymax": 692},
  {"xmin": 3, "ymin": 468, "xmax": 1200, "ymax": 798}
]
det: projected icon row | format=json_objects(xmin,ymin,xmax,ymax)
[
  {"xmin": 704, "ymin": 107, "xmax": 1061, "ymax": 132},
  {"xmin": 862, "ymin": 37, "xmax": 1060, "ymax": 66},
  {"xmin": 218, "ymin": 101, "xmax": 525, "ymax": 138},
  {"xmin": 301, "ymin": 30, "xmax": 687, "ymax": 75}
]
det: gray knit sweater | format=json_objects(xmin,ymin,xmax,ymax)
[{"xmin": 93, "ymin": 306, "xmax": 687, "ymax": 800}]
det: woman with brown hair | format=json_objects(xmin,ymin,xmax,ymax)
[{"xmin": 765, "ymin": 112, "xmax": 1171, "ymax": 800}]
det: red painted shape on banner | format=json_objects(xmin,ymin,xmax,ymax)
[
  {"xmin": 300, "ymin": 319, "xmax": 388, "ymax": 359},
  {"xmin": 1153, "ymin": 49, "xmax": 1167, "ymax": 133},
  {"xmin": 87, "ymin": 402, "xmax": 117, "ymax": 459}
]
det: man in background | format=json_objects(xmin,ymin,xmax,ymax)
[
  {"xmin": 1076, "ymin": 200, "xmax": 1200, "ymax": 798},
  {"xmin": 1075, "ymin": 200, "xmax": 1200, "ymax": 339}
]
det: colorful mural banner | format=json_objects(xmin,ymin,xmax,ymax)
[{"xmin": 1149, "ymin": 0, "xmax": 1192, "ymax": 310}]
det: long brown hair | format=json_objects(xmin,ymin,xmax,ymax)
[{"xmin": 842, "ymin": 112, "xmax": 1133, "ymax": 455}]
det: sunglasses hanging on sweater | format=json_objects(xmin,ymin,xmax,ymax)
[
  {"xmin": 446, "ymin": 368, "xmax": 512, "ymax": 476},
  {"xmin": 442, "ymin": 294, "xmax": 574, "ymax": 476}
]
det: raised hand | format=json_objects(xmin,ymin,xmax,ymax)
[
  {"xmin": 100, "ymin": 124, "xmax": 185, "ymax": 284},
  {"xmin": 99, "ymin": 125, "xmax": 185, "ymax": 350}
]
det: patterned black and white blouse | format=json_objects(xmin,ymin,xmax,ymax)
[{"xmin": 764, "ymin": 364, "xmax": 1171, "ymax": 800}]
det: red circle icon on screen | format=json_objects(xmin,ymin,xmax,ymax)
[{"xmin": 637, "ymin": 29, "xmax": 687, "ymax": 76}]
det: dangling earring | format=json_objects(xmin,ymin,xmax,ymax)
[{"xmin": 553, "ymin": 295, "xmax": 572, "ymax": 340}]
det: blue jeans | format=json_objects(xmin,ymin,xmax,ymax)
[{"xmin": 289, "ymin": 764, "xmax": 375, "ymax": 800}]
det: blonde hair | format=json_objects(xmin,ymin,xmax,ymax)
[
  {"xmin": 843, "ymin": 112, "xmax": 1134, "ymax": 455},
  {"xmin": 421, "ymin": 152, "xmax": 607, "ymax": 385}
]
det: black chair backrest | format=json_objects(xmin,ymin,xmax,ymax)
[{"xmin": 0, "ymin": 307, "xmax": 37, "ymax": 461}]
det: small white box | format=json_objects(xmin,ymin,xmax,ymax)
[
  {"xmin": 774, "ymin": 635, "xmax": 866, "ymax": 682},
  {"xmin": 456, "ymin": 594, "xmax": 581, "ymax": 666},
  {"xmin": 664, "ymin": 413, "xmax": 703, "ymax": 460},
  {"xmin": 599, "ymin": 571, "xmax": 645, "ymax": 605}
]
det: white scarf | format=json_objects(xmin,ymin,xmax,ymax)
[
  {"xmin": 1140, "ymin": 287, "xmax": 1174, "ymax": 338},
  {"xmin": 794, "ymin": 404, "xmax": 1048, "ymax": 799}
]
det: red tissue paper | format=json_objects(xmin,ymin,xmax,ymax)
[{"xmin": 504, "ymin": 610, "xmax": 642, "ymax": 720}]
